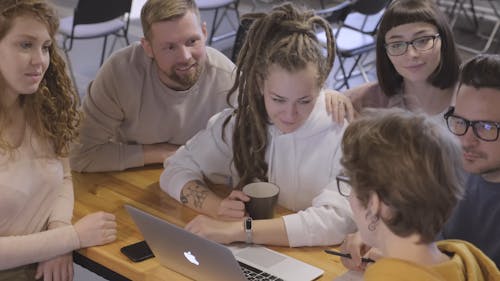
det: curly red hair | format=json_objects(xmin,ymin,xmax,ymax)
[{"xmin": 0, "ymin": 0, "xmax": 81, "ymax": 156}]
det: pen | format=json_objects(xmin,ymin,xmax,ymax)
[{"xmin": 324, "ymin": 249, "xmax": 375, "ymax": 263}]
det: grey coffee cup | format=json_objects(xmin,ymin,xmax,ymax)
[{"xmin": 242, "ymin": 182, "xmax": 279, "ymax": 220}]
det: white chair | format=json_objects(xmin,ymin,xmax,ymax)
[
  {"xmin": 316, "ymin": 0, "xmax": 390, "ymax": 90},
  {"xmin": 196, "ymin": 0, "xmax": 240, "ymax": 46},
  {"xmin": 59, "ymin": 0, "xmax": 132, "ymax": 66}
]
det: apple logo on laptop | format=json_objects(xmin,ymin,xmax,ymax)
[{"xmin": 184, "ymin": 251, "xmax": 199, "ymax": 266}]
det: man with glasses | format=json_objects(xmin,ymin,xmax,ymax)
[
  {"xmin": 441, "ymin": 54, "xmax": 500, "ymax": 268},
  {"xmin": 338, "ymin": 54, "xmax": 500, "ymax": 271}
]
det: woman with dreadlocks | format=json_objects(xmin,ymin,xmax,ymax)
[{"xmin": 160, "ymin": 3, "xmax": 355, "ymax": 247}]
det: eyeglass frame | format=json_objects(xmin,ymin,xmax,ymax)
[
  {"xmin": 444, "ymin": 106, "xmax": 500, "ymax": 142},
  {"xmin": 384, "ymin": 34, "xmax": 441, "ymax": 56},
  {"xmin": 336, "ymin": 175, "xmax": 351, "ymax": 197}
]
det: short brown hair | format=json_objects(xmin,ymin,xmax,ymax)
[
  {"xmin": 376, "ymin": 0, "xmax": 460, "ymax": 97},
  {"xmin": 341, "ymin": 108, "xmax": 465, "ymax": 243},
  {"xmin": 140, "ymin": 0, "xmax": 199, "ymax": 40},
  {"xmin": 459, "ymin": 54, "xmax": 500, "ymax": 91}
]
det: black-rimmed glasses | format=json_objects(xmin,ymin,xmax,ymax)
[
  {"xmin": 385, "ymin": 34, "xmax": 440, "ymax": 56},
  {"xmin": 444, "ymin": 107, "xmax": 500, "ymax": 142},
  {"xmin": 336, "ymin": 175, "xmax": 351, "ymax": 197}
]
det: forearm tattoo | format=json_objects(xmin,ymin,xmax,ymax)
[{"xmin": 180, "ymin": 180, "xmax": 208, "ymax": 209}]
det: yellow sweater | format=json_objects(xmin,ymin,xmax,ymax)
[{"xmin": 364, "ymin": 240, "xmax": 499, "ymax": 281}]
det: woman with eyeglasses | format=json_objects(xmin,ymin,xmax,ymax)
[
  {"xmin": 328, "ymin": 0, "xmax": 460, "ymax": 123},
  {"xmin": 338, "ymin": 108, "xmax": 498, "ymax": 280},
  {"xmin": 441, "ymin": 54, "xmax": 500, "ymax": 269}
]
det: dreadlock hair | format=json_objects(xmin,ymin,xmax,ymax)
[
  {"xmin": 224, "ymin": 3, "xmax": 335, "ymax": 189},
  {"xmin": 0, "ymin": 0, "xmax": 81, "ymax": 156}
]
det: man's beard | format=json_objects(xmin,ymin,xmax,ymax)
[
  {"xmin": 463, "ymin": 147, "xmax": 500, "ymax": 176},
  {"xmin": 167, "ymin": 62, "xmax": 203, "ymax": 90}
]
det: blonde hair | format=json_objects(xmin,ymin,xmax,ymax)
[
  {"xmin": 225, "ymin": 3, "xmax": 335, "ymax": 188},
  {"xmin": 0, "ymin": 0, "xmax": 81, "ymax": 156},
  {"xmin": 140, "ymin": 0, "xmax": 199, "ymax": 40},
  {"xmin": 341, "ymin": 108, "xmax": 465, "ymax": 243}
]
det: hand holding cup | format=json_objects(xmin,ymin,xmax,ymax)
[{"xmin": 242, "ymin": 182, "xmax": 279, "ymax": 220}]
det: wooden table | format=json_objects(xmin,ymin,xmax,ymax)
[{"xmin": 72, "ymin": 165, "xmax": 348, "ymax": 280}]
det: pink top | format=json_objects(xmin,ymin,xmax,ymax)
[{"xmin": 0, "ymin": 127, "xmax": 80, "ymax": 270}]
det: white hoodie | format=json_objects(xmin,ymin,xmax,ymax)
[{"xmin": 160, "ymin": 91, "xmax": 356, "ymax": 246}]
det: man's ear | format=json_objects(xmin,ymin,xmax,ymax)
[
  {"xmin": 201, "ymin": 21, "xmax": 208, "ymax": 41},
  {"xmin": 141, "ymin": 37, "xmax": 154, "ymax": 58}
]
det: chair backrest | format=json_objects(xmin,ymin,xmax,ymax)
[
  {"xmin": 231, "ymin": 18, "xmax": 254, "ymax": 63},
  {"xmin": 342, "ymin": 0, "xmax": 391, "ymax": 35},
  {"xmin": 316, "ymin": 1, "xmax": 352, "ymax": 23},
  {"xmin": 316, "ymin": 0, "xmax": 390, "ymax": 34},
  {"xmin": 351, "ymin": 0, "xmax": 391, "ymax": 16},
  {"xmin": 73, "ymin": 0, "xmax": 132, "ymax": 26},
  {"xmin": 343, "ymin": 9, "xmax": 385, "ymax": 34}
]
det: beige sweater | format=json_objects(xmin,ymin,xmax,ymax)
[
  {"xmin": 0, "ymin": 127, "xmax": 80, "ymax": 270},
  {"xmin": 70, "ymin": 43, "xmax": 236, "ymax": 172}
]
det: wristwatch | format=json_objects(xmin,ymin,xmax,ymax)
[{"xmin": 244, "ymin": 217, "xmax": 253, "ymax": 244}]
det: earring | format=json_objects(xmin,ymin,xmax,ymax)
[{"xmin": 365, "ymin": 211, "xmax": 379, "ymax": 232}]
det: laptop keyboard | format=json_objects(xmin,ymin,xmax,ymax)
[{"xmin": 238, "ymin": 262, "xmax": 284, "ymax": 281}]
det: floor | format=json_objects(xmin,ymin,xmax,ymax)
[
  {"xmin": 74, "ymin": 263, "xmax": 107, "ymax": 281},
  {"xmin": 45, "ymin": 1, "xmax": 499, "ymax": 280}
]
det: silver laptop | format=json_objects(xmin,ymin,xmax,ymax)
[{"xmin": 125, "ymin": 205, "xmax": 324, "ymax": 281}]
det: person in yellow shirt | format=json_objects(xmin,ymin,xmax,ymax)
[{"xmin": 338, "ymin": 108, "xmax": 499, "ymax": 280}]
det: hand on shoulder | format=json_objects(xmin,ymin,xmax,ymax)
[{"xmin": 324, "ymin": 89, "xmax": 355, "ymax": 125}]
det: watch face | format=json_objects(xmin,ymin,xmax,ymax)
[
  {"xmin": 244, "ymin": 217, "xmax": 253, "ymax": 244},
  {"xmin": 245, "ymin": 218, "xmax": 252, "ymax": 230}
]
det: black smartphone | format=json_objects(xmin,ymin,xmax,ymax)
[{"xmin": 120, "ymin": 240, "xmax": 154, "ymax": 262}]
